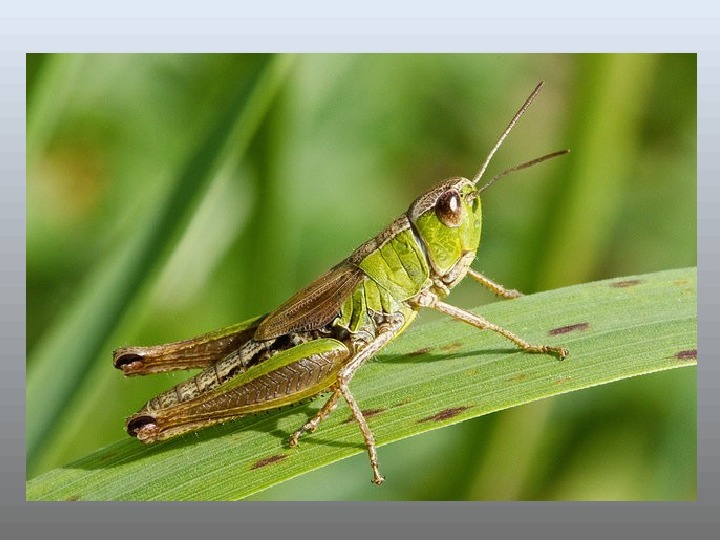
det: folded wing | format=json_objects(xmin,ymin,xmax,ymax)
[{"xmin": 254, "ymin": 262, "xmax": 365, "ymax": 340}]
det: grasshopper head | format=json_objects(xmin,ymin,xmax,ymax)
[
  {"xmin": 405, "ymin": 84, "xmax": 569, "ymax": 287},
  {"xmin": 408, "ymin": 177, "xmax": 482, "ymax": 281}
]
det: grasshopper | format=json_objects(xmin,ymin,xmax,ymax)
[{"xmin": 113, "ymin": 81, "xmax": 568, "ymax": 484}]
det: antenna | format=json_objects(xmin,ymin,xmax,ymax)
[
  {"xmin": 472, "ymin": 81, "xmax": 545, "ymax": 185},
  {"xmin": 478, "ymin": 150, "xmax": 570, "ymax": 194}
]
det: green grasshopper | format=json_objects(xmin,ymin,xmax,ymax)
[{"xmin": 113, "ymin": 81, "xmax": 568, "ymax": 485}]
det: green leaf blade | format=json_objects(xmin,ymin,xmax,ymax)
[{"xmin": 26, "ymin": 267, "xmax": 696, "ymax": 501}]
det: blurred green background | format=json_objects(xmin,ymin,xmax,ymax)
[{"xmin": 26, "ymin": 53, "xmax": 696, "ymax": 500}]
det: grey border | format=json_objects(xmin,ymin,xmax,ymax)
[
  {"xmin": 698, "ymin": 52, "xmax": 718, "ymax": 512},
  {"xmin": 4, "ymin": 8, "xmax": 716, "ymax": 540}
]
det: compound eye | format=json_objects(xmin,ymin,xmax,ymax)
[{"xmin": 435, "ymin": 189, "xmax": 463, "ymax": 227}]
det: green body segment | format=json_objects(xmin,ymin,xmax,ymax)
[
  {"xmin": 336, "ymin": 226, "xmax": 429, "ymax": 335},
  {"xmin": 358, "ymin": 227, "xmax": 431, "ymax": 300},
  {"xmin": 335, "ymin": 276, "xmax": 419, "ymax": 337}
]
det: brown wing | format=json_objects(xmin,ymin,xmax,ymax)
[{"xmin": 254, "ymin": 262, "xmax": 365, "ymax": 341}]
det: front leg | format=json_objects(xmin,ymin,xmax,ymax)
[{"xmin": 412, "ymin": 290, "xmax": 568, "ymax": 360}]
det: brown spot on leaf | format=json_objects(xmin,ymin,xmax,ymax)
[
  {"xmin": 554, "ymin": 376, "xmax": 573, "ymax": 385},
  {"xmin": 611, "ymin": 279, "xmax": 642, "ymax": 288},
  {"xmin": 65, "ymin": 494, "xmax": 80, "ymax": 501},
  {"xmin": 418, "ymin": 406, "xmax": 470, "ymax": 423},
  {"xmin": 674, "ymin": 349, "xmax": 697, "ymax": 361},
  {"xmin": 549, "ymin": 322, "xmax": 589, "ymax": 335},
  {"xmin": 343, "ymin": 408, "xmax": 386, "ymax": 424},
  {"xmin": 251, "ymin": 454, "xmax": 287, "ymax": 470},
  {"xmin": 409, "ymin": 347, "xmax": 433, "ymax": 357},
  {"xmin": 507, "ymin": 373, "xmax": 529, "ymax": 382},
  {"xmin": 441, "ymin": 342, "xmax": 462, "ymax": 352}
]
